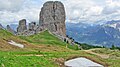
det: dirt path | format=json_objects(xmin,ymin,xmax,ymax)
[
  {"xmin": 84, "ymin": 49, "xmax": 109, "ymax": 59},
  {"xmin": 16, "ymin": 54, "xmax": 46, "ymax": 57}
]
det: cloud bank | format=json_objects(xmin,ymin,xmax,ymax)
[{"xmin": 0, "ymin": 0, "xmax": 120, "ymax": 26}]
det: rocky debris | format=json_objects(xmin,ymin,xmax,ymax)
[
  {"xmin": 39, "ymin": 1, "xmax": 66, "ymax": 37},
  {"xmin": 17, "ymin": 19, "xmax": 27, "ymax": 35},
  {"xmin": 6, "ymin": 25, "xmax": 16, "ymax": 34},
  {"xmin": 0, "ymin": 23, "xmax": 4, "ymax": 29},
  {"xmin": 51, "ymin": 32, "xmax": 75, "ymax": 45}
]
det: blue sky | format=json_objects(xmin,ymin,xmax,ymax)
[{"xmin": 0, "ymin": 0, "xmax": 120, "ymax": 26}]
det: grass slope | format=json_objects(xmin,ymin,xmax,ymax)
[
  {"xmin": 92, "ymin": 48, "xmax": 120, "ymax": 67},
  {"xmin": 19, "ymin": 30, "xmax": 66, "ymax": 45},
  {"xmin": 0, "ymin": 29, "xmax": 120, "ymax": 67},
  {"xmin": 0, "ymin": 29, "xmax": 27, "ymax": 50},
  {"xmin": 19, "ymin": 30, "xmax": 79, "ymax": 50}
]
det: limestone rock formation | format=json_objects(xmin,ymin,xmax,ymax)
[
  {"xmin": 6, "ymin": 25, "xmax": 16, "ymax": 34},
  {"xmin": 15, "ymin": 1, "xmax": 74, "ymax": 45},
  {"xmin": 28, "ymin": 22, "xmax": 37, "ymax": 31},
  {"xmin": 16, "ymin": 19, "xmax": 42, "ymax": 36},
  {"xmin": 16, "ymin": 1, "xmax": 66, "ymax": 37},
  {"xmin": 28, "ymin": 22, "xmax": 38, "ymax": 35},
  {"xmin": 39, "ymin": 1, "xmax": 66, "ymax": 37},
  {"xmin": 17, "ymin": 19, "xmax": 27, "ymax": 35}
]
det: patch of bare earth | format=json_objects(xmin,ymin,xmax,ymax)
[{"xmin": 53, "ymin": 58, "xmax": 65, "ymax": 67}]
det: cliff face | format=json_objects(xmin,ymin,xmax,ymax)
[{"xmin": 39, "ymin": 1, "xmax": 66, "ymax": 37}]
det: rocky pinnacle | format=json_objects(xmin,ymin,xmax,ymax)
[{"xmin": 39, "ymin": 1, "xmax": 66, "ymax": 37}]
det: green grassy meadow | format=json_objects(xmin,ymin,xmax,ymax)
[{"xmin": 0, "ymin": 29, "xmax": 120, "ymax": 67}]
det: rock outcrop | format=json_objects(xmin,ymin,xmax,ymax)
[
  {"xmin": 17, "ymin": 19, "xmax": 27, "ymax": 35},
  {"xmin": 28, "ymin": 22, "xmax": 37, "ymax": 31},
  {"xmin": 39, "ymin": 1, "xmax": 66, "ymax": 37},
  {"xmin": 28, "ymin": 22, "xmax": 38, "ymax": 35},
  {"xmin": 6, "ymin": 25, "xmax": 16, "ymax": 34}
]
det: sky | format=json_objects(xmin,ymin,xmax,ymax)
[{"xmin": 0, "ymin": 0, "xmax": 120, "ymax": 26}]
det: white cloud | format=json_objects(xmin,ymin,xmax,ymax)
[
  {"xmin": 102, "ymin": 0, "xmax": 120, "ymax": 14},
  {"xmin": 0, "ymin": 0, "xmax": 120, "ymax": 26},
  {"xmin": 98, "ymin": 0, "xmax": 120, "ymax": 23},
  {"xmin": 63, "ymin": 0, "xmax": 105, "ymax": 23},
  {"xmin": 0, "ymin": 0, "xmax": 25, "ymax": 11},
  {"xmin": 64, "ymin": 0, "xmax": 96, "ymax": 23},
  {"xmin": 0, "ymin": 0, "xmax": 41, "ymax": 26}
]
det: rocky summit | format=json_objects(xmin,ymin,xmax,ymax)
[
  {"xmin": 39, "ymin": 1, "xmax": 66, "ymax": 37},
  {"xmin": 16, "ymin": 1, "xmax": 66, "ymax": 37},
  {"xmin": 17, "ymin": 19, "xmax": 27, "ymax": 35}
]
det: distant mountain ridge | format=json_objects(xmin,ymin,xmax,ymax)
[
  {"xmin": 0, "ymin": 23, "xmax": 4, "ymax": 29},
  {"xmin": 66, "ymin": 20, "xmax": 120, "ymax": 47},
  {"xmin": 106, "ymin": 20, "xmax": 120, "ymax": 24}
]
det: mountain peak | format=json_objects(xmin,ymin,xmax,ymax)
[{"xmin": 0, "ymin": 23, "xmax": 4, "ymax": 29}]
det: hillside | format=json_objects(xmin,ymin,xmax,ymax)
[
  {"xmin": 0, "ymin": 29, "xmax": 120, "ymax": 67},
  {"xmin": 0, "ymin": 29, "xmax": 26, "ymax": 50}
]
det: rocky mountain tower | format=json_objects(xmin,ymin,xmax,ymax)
[{"xmin": 39, "ymin": 1, "xmax": 66, "ymax": 37}]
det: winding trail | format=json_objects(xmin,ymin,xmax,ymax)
[{"xmin": 84, "ymin": 49, "xmax": 109, "ymax": 59}]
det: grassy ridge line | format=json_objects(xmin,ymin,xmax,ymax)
[{"xmin": 19, "ymin": 30, "xmax": 79, "ymax": 50}]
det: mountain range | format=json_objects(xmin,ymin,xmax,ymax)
[
  {"xmin": 66, "ymin": 20, "xmax": 120, "ymax": 47},
  {"xmin": 2, "ymin": 20, "xmax": 120, "ymax": 47}
]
